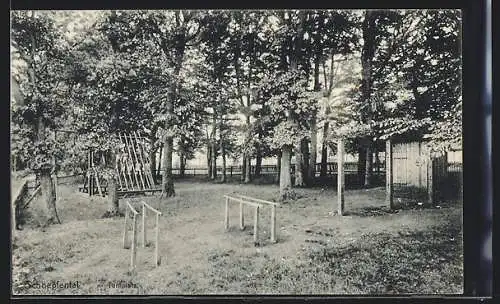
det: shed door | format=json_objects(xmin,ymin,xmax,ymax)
[{"xmin": 393, "ymin": 141, "xmax": 428, "ymax": 189}]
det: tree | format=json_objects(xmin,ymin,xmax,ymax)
[{"xmin": 11, "ymin": 11, "xmax": 73, "ymax": 225}]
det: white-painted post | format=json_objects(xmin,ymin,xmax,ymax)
[
  {"xmin": 130, "ymin": 214, "xmax": 138, "ymax": 271},
  {"xmin": 142, "ymin": 204, "xmax": 147, "ymax": 247},
  {"xmin": 155, "ymin": 212, "xmax": 160, "ymax": 266},
  {"xmin": 270, "ymin": 204, "xmax": 277, "ymax": 243},
  {"xmin": 123, "ymin": 207, "xmax": 129, "ymax": 248},
  {"xmin": 224, "ymin": 197, "xmax": 229, "ymax": 230},
  {"xmin": 253, "ymin": 206, "xmax": 259, "ymax": 244},
  {"xmin": 427, "ymin": 157, "xmax": 434, "ymax": 205},
  {"xmin": 337, "ymin": 137, "xmax": 345, "ymax": 216},
  {"xmin": 239, "ymin": 202, "xmax": 245, "ymax": 230},
  {"xmin": 386, "ymin": 140, "xmax": 394, "ymax": 209}
]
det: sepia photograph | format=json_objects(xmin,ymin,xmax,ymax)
[{"xmin": 11, "ymin": 9, "xmax": 465, "ymax": 295}]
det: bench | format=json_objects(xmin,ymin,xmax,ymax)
[{"xmin": 224, "ymin": 194, "xmax": 280, "ymax": 244}]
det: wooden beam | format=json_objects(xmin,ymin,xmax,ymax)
[
  {"xmin": 234, "ymin": 194, "xmax": 280, "ymax": 206},
  {"xmin": 224, "ymin": 195, "xmax": 263, "ymax": 208}
]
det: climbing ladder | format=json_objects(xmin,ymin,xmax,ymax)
[{"xmin": 115, "ymin": 132, "xmax": 160, "ymax": 195}]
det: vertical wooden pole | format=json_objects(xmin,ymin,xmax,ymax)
[
  {"xmin": 130, "ymin": 214, "xmax": 138, "ymax": 271},
  {"xmin": 253, "ymin": 206, "xmax": 259, "ymax": 244},
  {"xmin": 239, "ymin": 202, "xmax": 244, "ymax": 230},
  {"xmin": 271, "ymin": 205, "xmax": 276, "ymax": 243},
  {"xmin": 224, "ymin": 197, "xmax": 229, "ymax": 231},
  {"xmin": 386, "ymin": 140, "xmax": 394, "ymax": 209},
  {"xmin": 337, "ymin": 138, "xmax": 345, "ymax": 216},
  {"xmin": 155, "ymin": 212, "xmax": 160, "ymax": 266},
  {"xmin": 142, "ymin": 204, "xmax": 147, "ymax": 247},
  {"xmin": 427, "ymin": 156, "xmax": 434, "ymax": 205},
  {"xmin": 123, "ymin": 207, "xmax": 129, "ymax": 248}
]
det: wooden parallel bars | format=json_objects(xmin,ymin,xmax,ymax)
[
  {"xmin": 233, "ymin": 194, "xmax": 279, "ymax": 243},
  {"xmin": 224, "ymin": 194, "xmax": 279, "ymax": 245}
]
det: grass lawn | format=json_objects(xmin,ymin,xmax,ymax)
[{"xmin": 12, "ymin": 179, "xmax": 463, "ymax": 295}]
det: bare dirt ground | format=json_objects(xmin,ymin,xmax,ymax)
[{"xmin": 12, "ymin": 179, "xmax": 463, "ymax": 295}]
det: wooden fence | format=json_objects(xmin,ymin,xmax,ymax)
[{"xmin": 156, "ymin": 161, "xmax": 386, "ymax": 178}]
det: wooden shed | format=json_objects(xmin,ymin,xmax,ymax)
[{"xmin": 385, "ymin": 139, "xmax": 448, "ymax": 207}]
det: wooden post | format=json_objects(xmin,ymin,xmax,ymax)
[
  {"xmin": 239, "ymin": 202, "xmax": 245, "ymax": 230},
  {"xmin": 337, "ymin": 138, "xmax": 345, "ymax": 216},
  {"xmin": 123, "ymin": 207, "xmax": 129, "ymax": 248},
  {"xmin": 386, "ymin": 140, "xmax": 394, "ymax": 209},
  {"xmin": 142, "ymin": 203, "xmax": 147, "ymax": 247},
  {"xmin": 253, "ymin": 205, "xmax": 259, "ymax": 244},
  {"xmin": 155, "ymin": 212, "xmax": 160, "ymax": 266},
  {"xmin": 427, "ymin": 156, "xmax": 434, "ymax": 205},
  {"xmin": 224, "ymin": 196, "xmax": 229, "ymax": 231},
  {"xmin": 270, "ymin": 204, "xmax": 276, "ymax": 243},
  {"xmin": 130, "ymin": 214, "xmax": 138, "ymax": 271}
]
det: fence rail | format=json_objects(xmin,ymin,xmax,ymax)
[{"xmin": 155, "ymin": 162, "xmax": 386, "ymax": 177}]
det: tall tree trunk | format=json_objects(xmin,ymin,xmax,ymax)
[
  {"xmin": 320, "ymin": 121, "xmax": 329, "ymax": 177},
  {"xmin": 179, "ymin": 154, "xmax": 186, "ymax": 178},
  {"xmin": 149, "ymin": 124, "xmax": 159, "ymax": 184},
  {"xmin": 156, "ymin": 142, "xmax": 163, "ymax": 182},
  {"xmin": 103, "ymin": 175, "xmax": 119, "ymax": 217},
  {"xmin": 281, "ymin": 10, "xmax": 305, "ymax": 196},
  {"xmin": 178, "ymin": 135, "xmax": 186, "ymax": 178},
  {"xmin": 162, "ymin": 135, "xmax": 175, "ymax": 197},
  {"xmin": 359, "ymin": 11, "xmax": 376, "ymax": 188},
  {"xmin": 241, "ymin": 154, "xmax": 246, "ymax": 182},
  {"xmin": 294, "ymin": 140, "xmax": 305, "ymax": 187},
  {"xmin": 28, "ymin": 18, "xmax": 59, "ymax": 226},
  {"xmin": 358, "ymin": 145, "xmax": 367, "ymax": 187},
  {"xmin": 276, "ymin": 152, "xmax": 281, "ymax": 184},
  {"xmin": 159, "ymin": 10, "xmax": 189, "ymax": 198},
  {"xmin": 245, "ymin": 155, "xmax": 251, "ymax": 183},
  {"xmin": 221, "ymin": 142, "xmax": 226, "ymax": 183},
  {"xmin": 279, "ymin": 145, "xmax": 293, "ymax": 200},
  {"xmin": 308, "ymin": 47, "xmax": 321, "ymax": 186},
  {"xmin": 301, "ymin": 138, "xmax": 310, "ymax": 185},
  {"xmin": 207, "ymin": 144, "xmax": 212, "ymax": 179},
  {"xmin": 255, "ymin": 145, "xmax": 262, "ymax": 177},
  {"xmin": 309, "ymin": 117, "xmax": 318, "ymax": 185},
  {"xmin": 211, "ymin": 141, "xmax": 217, "ymax": 180},
  {"xmin": 365, "ymin": 143, "xmax": 373, "ymax": 187},
  {"xmin": 210, "ymin": 112, "xmax": 217, "ymax": 180},
  {"xmin": 40, "ymin": 171, "xmax": 60, "ymax": 225}
]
